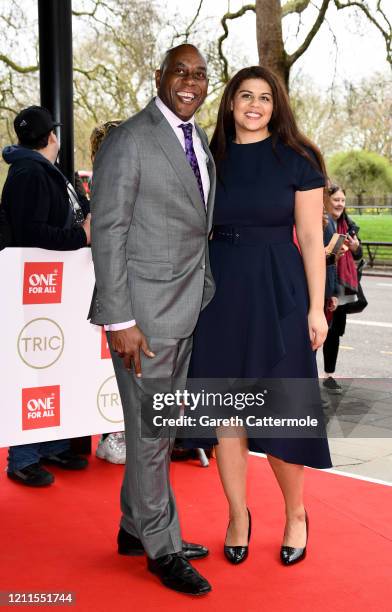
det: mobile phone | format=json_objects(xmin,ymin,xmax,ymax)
[{"xmin": 330, "ymin": 234, "xmax": 347, "ymax": 254}]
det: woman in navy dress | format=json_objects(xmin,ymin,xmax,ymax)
[{"xmin": 188, "ymin": 66, "xmax": 332, "ymax": 566}]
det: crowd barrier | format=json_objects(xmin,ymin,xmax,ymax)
[{"xmin": 0, "ymin": 248, "xmax": 124, "ymax": 448}]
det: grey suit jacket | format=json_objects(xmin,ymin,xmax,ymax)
[{"xmin": 89, "ymin": 99, "xmax": 216, "ymax": 339}]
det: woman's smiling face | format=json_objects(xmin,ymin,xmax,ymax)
[
  {"xmin": 231, "ymin": 78, "xmax": 273, "ymax": 141},
  {"xmin": 329, "ymin": 190, "xmax": 346, "ymax": 220}
]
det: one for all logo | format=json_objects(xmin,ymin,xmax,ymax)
[
  {"xmin": 23, "ymin": 262, "xmax": 64, "ymax": 304},
  {"xmin": 22, "ymin": 385, "xmax": 60, "ymax": 430}
]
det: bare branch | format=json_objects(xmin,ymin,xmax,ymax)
[
  {"xmin": 72, "ymin": 8, "xmax": 98, "ymax": 17},
  {"xmin": 0, "ymin": 104, "xmax": 17, "ymax": 114},
  {"xmin": 72, "ymin": 0, "xmax": 115, "ymax": 18},
  {"xmin": 171, "ymin": 0, "xmax": 205, "ymax": 43},
  {"xmin": 376, "ymin": 0, "xmax": 391, "ymax": 32},
  {"xmin": 0, "ymin": 14, "xmax": 19, "ymax": 30},
  {"xmin": 287, "ymin": 0, "xmax": 330, "ymax": 67},
  {"xmin": 282, "ymin": 0, "xmax": 311, "ymax": 17},
  {"xmin": 0, "ymin": 55, "xmax": 38, "ymax": 74},
  {"xmin": 74, "ymin": 64, "xmax": 111, "ymax": 80},
  {"xmin": 334, "ymin": 0, "xmax": 391, "ymax": 65},
  {"xmin": 217, "ymin": 4, "xmax": 256, "ymax": 82},
  {"xmin": 73, "ymin": 87, "xmax": 99, "ymax": 124}
]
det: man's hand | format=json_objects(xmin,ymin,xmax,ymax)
[
  {"xmin": 110, "ymin": 326, "xmax": 155, "ymax": 376},
  {"xmin": 82, "ymin": 213, "xmax": 91, "ymax": 245}
]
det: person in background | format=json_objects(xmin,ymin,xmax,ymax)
[
  {"xmin": 322, "ymin": 184, "xmax": 362, "ymax": 394},
  {"xmin": 323, "ymin": 207, "xmax": 339, "ymax": 325},
  {"xmin": 89, "ymin": 120, "xmax": 127, "ymax": 465},
  {"xmin": 2, "ymin": 105, "xmax": 90, "ymax": 486},
  {"xmin": 74, "ymin": 171, "xmax": 91, "ymax": 215}
]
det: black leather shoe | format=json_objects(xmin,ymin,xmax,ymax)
[
  {"xmin": 118, "ymin": 527, "xmax": 209, "ymax": 560},
  {"xmin": 147, "ymin": 552, "xmax": 211, "ymax": 595},
  {"xmin": 224, "ymin": 508, "xmax": 251, "ymax": 564},
  {"xmin": 117, "ymin": 527, "xmax": 144, "ymax": 556},
  {"xmin": 182, "ymin": 541, "xmax": 209, "ymax": 559},
  {"xmin": 280, "ymin": 510, "xmax": 308, "ymax": 566},
  {"xmin": 7, "ymin": 463, "xmax": 54, "ymax": 487},
  {"xmin": 41, "ymin": 450, "xmax": 88, "ymax": 470}
]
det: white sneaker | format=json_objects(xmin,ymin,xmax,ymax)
[{"xmin": 96, "ymin": 432, "xmax": 126, "ymax": 464}]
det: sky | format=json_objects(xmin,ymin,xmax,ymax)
[{"xmin": 164, "ymin": 0, "xmax": 391, "ymax": 90}]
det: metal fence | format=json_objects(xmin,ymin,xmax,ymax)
[
  {"xmin": 345, "ymin": 194, "xmax": 392, "ymax": 215},
  {"xmin": 362, "ymin": 242, "xmax": 392, "ymax": 267}
]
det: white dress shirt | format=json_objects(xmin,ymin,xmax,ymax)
[{"xmin": 105, "ymin": 96, "xmax": 210, "ymax": 331}]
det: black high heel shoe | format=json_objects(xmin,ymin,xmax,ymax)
[
  {"xmin": 280, "ymin": 509, "xmax": 308, "ymax": 566},
  {"xmin": 224, "ymin": 508, "xmax": 251, "ymax": 565}
]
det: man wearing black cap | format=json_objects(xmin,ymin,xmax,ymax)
[
  {"xmin": 2, "ymin": 105, "xmax": 90, "ymax": 249},
  {"xmin": 1, "ymin": 105, "xmax": 91, "ymax": 486}
]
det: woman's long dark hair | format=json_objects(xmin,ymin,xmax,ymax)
[{"xmin": 210, "ymin": 65, "xmax": 327, "ymax": 179}]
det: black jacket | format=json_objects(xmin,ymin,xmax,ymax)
[
  {"xmin": 1, "ymin": 145, "xmax": 87, "ymax": 250},
  {"xmin": 0, "ymin": 206, "xmax": 12, "ymax": 250},
  {"xmin": 323, "ymin": 215, "xmax": 339, "ymax": 299},
  {"xmin": 345, "ymin": 213, "xmax": 363, "ymax": 261}
]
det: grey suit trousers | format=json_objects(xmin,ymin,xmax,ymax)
[{"xmin": 108, "ymin": 333, "xmax": 193, "ymax": 559}]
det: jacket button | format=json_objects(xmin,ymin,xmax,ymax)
[{"xmin": 201, "ymin": 264, "xmax": 205, "ymax": 270}]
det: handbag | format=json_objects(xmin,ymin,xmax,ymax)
[
  {"xmin": 343, "ymin": 262, "xmax": 368, "ymax": 314},
  {"xmin": 343, "ymin": 283, "xmax": 368, "ymax": 314},
  {"xmin": 356, "ymin": 258, "xmax": 365, "ymax": 282}
]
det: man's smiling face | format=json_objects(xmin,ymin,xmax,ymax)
[{"xmin": 155, "ymin": 45, "xmax": 208, "ymax": 121}]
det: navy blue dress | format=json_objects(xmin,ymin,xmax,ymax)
[{"xmin": 188, "ymin": 136, "xmax": 332, "ymax": 469}]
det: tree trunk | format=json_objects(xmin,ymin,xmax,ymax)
[{"xmin": 256, "ymin": 0, "xmax": 289, "ymax": 89}]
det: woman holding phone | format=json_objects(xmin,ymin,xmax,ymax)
[{"xmin": 322, "ymin": 184, "xmax": 363, "ymax": 394}]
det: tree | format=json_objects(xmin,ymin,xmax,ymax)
[
  {"xmin": 343, "ymin": 74, "xmax": 392, "ymax": 160},
  {"xmin": 72, "ymin": 0, "xmax": 163, "ymax": 169},
  {"xmin": 290, "ymin": 72, "xmax": 392, "ymax": 159},
  {"xmin": 0, "ymin": 0, "xmax": 165, "ymax": 171},
  {"xmin": 328, "ymin": 150, "xmax": 392, "ymax": 200},
  {"xmin": 217, "ymin": 0, "xmax": 392, "ymax": 89}
]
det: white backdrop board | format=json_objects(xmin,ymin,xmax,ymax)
[{"xmin": 0, "ymin": 248, "xmax": 124, "ymax": 448}]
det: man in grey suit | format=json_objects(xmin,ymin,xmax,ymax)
[{"xmin": 89, "ymin": 44, "xmax": 215, "ymax": 595}]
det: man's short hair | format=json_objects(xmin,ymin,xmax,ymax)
[
  {"xmin": 19, "ymin": 131, "xmax": 52, "ymax": 150},
  {"xmin": 159, "ymin": 43, "xmax": 203, "ymax": 74}
]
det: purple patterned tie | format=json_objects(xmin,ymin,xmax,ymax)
[{"xmin": 179, "ymin": 123, "xmax": 205, "ymax": 205}]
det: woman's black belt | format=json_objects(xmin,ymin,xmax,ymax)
[{"xmin": 212, "ymin": 225, "xmax": 293, "ymax": 245}]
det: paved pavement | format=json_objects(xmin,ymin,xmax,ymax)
[{"xmin": 316, "ymin": 276, "xmax": 392, "ymax": 483}]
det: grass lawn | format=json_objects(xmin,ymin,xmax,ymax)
[
  {"xmin": 348, "ymin": 214, "xmax": 392, "ymax": 242},
  {"xmin": 347, "ymin": 214, "xmax": 392, "ymax": 263}
]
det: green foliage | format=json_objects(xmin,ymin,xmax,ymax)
[{"xmin": 328, "ymin": 150, "xmax": 392, "ymax": 197}]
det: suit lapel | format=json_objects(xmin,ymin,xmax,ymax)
[
  {"xmin": 195, "ymin": 124, "xmax": 216, "ymax": 232},
  {"xmin": 147, "ymin": 102, "xmax": 206, "ymax": 222}
]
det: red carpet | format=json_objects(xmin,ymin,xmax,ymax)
[{"xmin": 1, "ymin": 440, "xmax": 391, "ymax": 611}]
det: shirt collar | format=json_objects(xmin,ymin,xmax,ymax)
[{"xmin": 155, "ymin": 96, "xmax": 195, "ymax": 130}]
